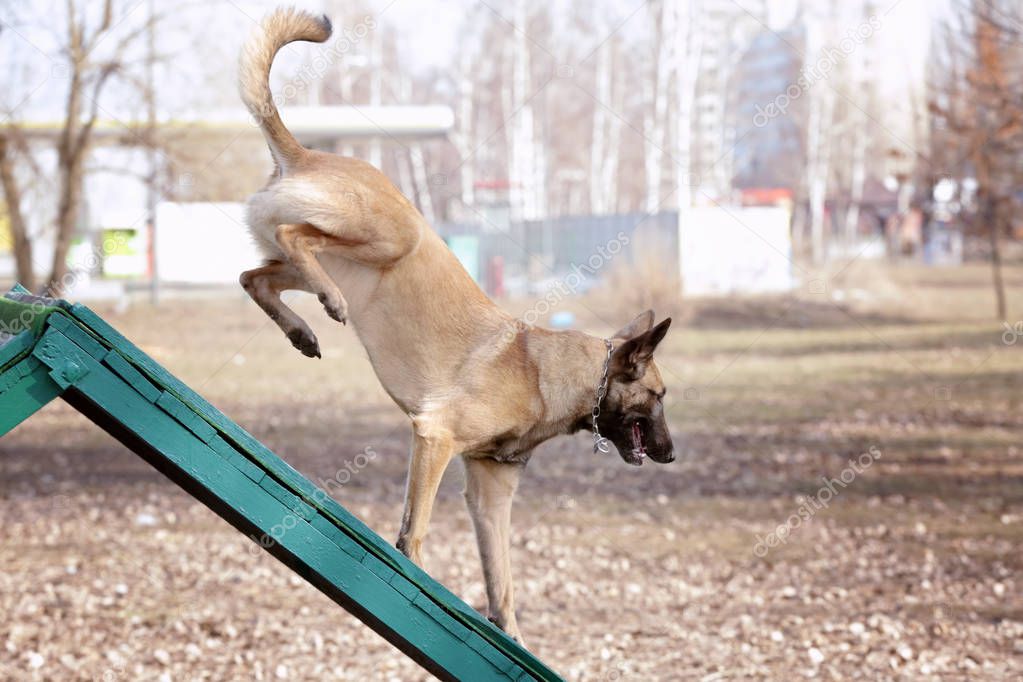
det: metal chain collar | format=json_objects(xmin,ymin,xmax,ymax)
[{"xmin": 592, "ymin": 338, "xmax": 614, "ymax": 453}]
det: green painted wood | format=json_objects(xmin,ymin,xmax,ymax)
[
  {"xmin": 45, "ymin": 313, "xmax": 109, "ymax": 359},
  {"xmin": 0, "ymin": 355, "xmax": 42, "ymax": 394},
  {"xmin": 156, "ymin": 391, "xmax": 218, "ymax": 442},
  {"xmin": 0, "ymin": 357, "xmax": 64, "ymax": 436},
  {"xmin": 1, "ymin": 303, "xmax": 564, "ymax": 680},
  {"xmin": 0, "ymin": 329, "xmax": 40, "ymax": 371},
  {"xmin": 65, "ymin": 303, "xmax": 557, "ymax": 680},
  {"xmin": 309, "ymin": 512, "xmax": 368, "ymax": 561},
  {"xmin": 21, "ymin": 327, "xmax": 558, "ymax": 681},
  {"xmin": 209, "ymin": 433, "xmax": 266, "ymax": 484},
  {"xmin": 32, "ymin": 328, "xmax": 97, "ymax": 391},
  {"xmin": 102, "ymin": 350, "xmax": 162, "ymax": 403},
  {"xmin": 0, "ymin": 294, "xmax": 58, "ymax": 338}
]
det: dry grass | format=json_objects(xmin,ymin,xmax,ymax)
[
  {"xmin": 597, "ymin": 227, "xmax": 684, "ymax": 321},
  {"xmin": 1, "ymin": 263, "xmax": 1022, "ymax": 680}
]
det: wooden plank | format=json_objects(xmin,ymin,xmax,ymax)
[
  {"xmin": 0, "ymin": 355, "xmax": 41, "ymax": 394},
  {"xmin": 208, "ymin": 434, "xmax": 266, "ymax": 484},
  {"xmin": 413, "ymin": 591, "xmax": 475, "ymax": 647},
  {"xmin": 308, "ymin": 513, "xmax": 368, "ymax": 561},
  {"xmin": 156, "ymin": 391, "xmax": 218, "ymax": 443},
  {"xmin": 0, "ymin": 329, "xmax": 41, "ymax": 371},
  {"xmin": 361, "ymin": 550, "xmax": 398, "ymax": 583},
  {"xmin": 28, "ymin": 330, "xmax": 526, "ymax": 680},
  {"xmin": 259, "ymin": 473, "xmax": 316, "ymax": 521},
  {"xmin": 0, "ymin": 294, "xmax": 59, "ymax": 338},
  {"xmin": 45, "ymin": 313, "xmax": 109, "ymax": 359},
  {"xmin": 68, "ymin": 305, "xmax": 416, "ymax": 561},
  {"xmin": 0, "ymin": 357, "xmax": 64, "ymax": 436},
  {"xmin": 102, "ymin": 350, "xmax": 162, "ymax": 403},
  {"xmin": 64, "ymin": 303, "xmax": 561, "ymax": 681}
]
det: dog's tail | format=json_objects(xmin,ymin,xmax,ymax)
[{"xmin": 238, "ymin": 8, "xmax": 332, "ymax": 167}]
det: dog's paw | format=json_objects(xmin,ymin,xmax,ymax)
[
  {"xmin": 318, "ymin": 291, "xmax": 348, "ymax": 325},
  {"xmin": 287, "ymin": 328, "xmax": 321, "ymax": 359},
  {"xmin": 488, "ymin": 616, "xmax": 526, "ymax": 646}
]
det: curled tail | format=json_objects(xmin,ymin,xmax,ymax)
[{"xmin": 238, "ymin": 8, "xmax": 332, "ymax": 167}]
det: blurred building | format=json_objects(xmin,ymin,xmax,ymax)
[
  {"xmin": 731, "ymin": 22, "xmax": 806, "ymax": 192},
  {"xmin": 692, "ymin": 0, "xmax": 768, "ymax": 201},
  {"xmin": 0, "ymin": 106, "xmax": 452, "ymax": 294}
]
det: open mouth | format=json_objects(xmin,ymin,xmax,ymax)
[{"xmin": 627, "ymin": 420, "xmax": 647, "ymax": 465}]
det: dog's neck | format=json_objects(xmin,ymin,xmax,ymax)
[{"xmin": 530, "ymin": 329, "xmax": 616, "ymax": 437}]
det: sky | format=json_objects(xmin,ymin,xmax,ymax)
[
  {"xmin": 370, "ymin": 0, "xmax": 938, "ymax": 87},
  {"xmin": 1, "ymin": 0, "xmax": 943, "ymax": 121}
]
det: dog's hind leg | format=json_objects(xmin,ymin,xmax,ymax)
[
  {"xmin": 275, "ymin": 220, "xmax": 419, "ymax": 325},
  {"xmin": 463, "ymin": 456, "xmax": 526, "ymax": 644},
  {"xmin": 396, "ymin": 417, "xmax": 456, "ymax": 567},
  {"xmin": 274, "ymin": 223, "xmax": 352, "ymax": 324},
  {"xmin": 239, "ymin": 260, "xmax": 321, "ymax": 358}
]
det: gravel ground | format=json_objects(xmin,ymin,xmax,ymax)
[{"xmin": 2, "ymin": 268, "xmax": 1022, "ymax": 680}]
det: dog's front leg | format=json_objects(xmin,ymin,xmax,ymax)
[
  {"xmin": 239, "ymin": 261, "xmax": 321, "ymax": 358},
  {"xmin": 463, "ymin": 456, "xmax": 525, "ymax": 644},
  {"xmin": 396, "ymin": 418, "xmax": 456, "ymax": 566}
]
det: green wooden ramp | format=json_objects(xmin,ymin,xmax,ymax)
[{"xmin": 0, "ymin": 285, "xmax": 563, "ymax": 682}]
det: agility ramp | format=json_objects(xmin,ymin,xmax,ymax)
[{"xmin": 0, "ymin": 285, "xmax": 563, "ymax": 682}]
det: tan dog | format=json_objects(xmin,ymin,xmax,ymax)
[{"xmin": 238, "ymin": 8, "xmax": 675, "ymax": 643}]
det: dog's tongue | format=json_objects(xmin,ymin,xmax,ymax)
[{"xmin": 631, "ymin": 421, "xmax": 646, "ymax": 459}]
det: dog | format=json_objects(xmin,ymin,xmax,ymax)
[{"xmin": 237, "ymin": 8, "xmax": 675, "ymax": 643}]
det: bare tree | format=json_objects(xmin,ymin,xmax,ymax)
[
  {"xmin": 454, "ymin": 46, "xmax": 477, "ymax": 209},
  {"xmin": 48, "ymin": 1, "xmax": 126, "ymax": 294},
  {"xmin": 802, "ymin": 6, "xmax": 839, "ymax": 264},
  {"xmin": 643, "ymin": 1, "xmax": 674, "ymax": 213},
  {"xmin": 589, "ymin": 37, "xmax": 623, "ymax": 214},
  {"xmin": 675, "ymin": 1, "xmax": 704, "ymax": 221},
  {"xmin": 929, "ymin": 0, "xmax": 1023, "ymax": 320},
  {"xmin": 0, "ymin": 1, "xmax": 182, "ymax": 295},
  {"xmin": 507, "ymin": 0, "xmax": 545, "ymax": 221},
  {"xmin": 0, "ymin": 133, "xmax": 36, "ymax": 291}
]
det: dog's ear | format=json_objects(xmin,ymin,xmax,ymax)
[
  {"xmin": 611, "ymin": 318, "xmax": 671, "ymax": 379},
  {"xmin": 613, "ymin": 310, "xmax": 655, "ymax": 340}
]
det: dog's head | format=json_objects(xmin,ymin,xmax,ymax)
[{"xmin": 597, "ymin": 311, "xmax": 674, "ymax": 466}]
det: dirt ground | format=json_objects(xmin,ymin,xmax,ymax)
[{"xmin": 1, "ymin": 263, "xmax": 1022, "ymax": 681}]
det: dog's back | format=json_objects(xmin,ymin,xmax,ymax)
[{"xmin": 236, "ymin": 8, "xmax": 513, "ymax": 410}]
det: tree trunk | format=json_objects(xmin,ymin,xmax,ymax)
[
  {"xmin": 804, "ymin": 19, "xmax": 836, "ymax": 265},
  {"xmin": 590, "ymin": 41, "xmax": 610, "ymax": 214},
  {"xmin": 49, "ymin": 27, "xmax": 87, "ymax": 297},
  {"xmin": 409, "ymin": 143, "xmax": 435, "ymax": 224},
  {"xmin": 368, "ymin": 30, "xmax": 383, "ymax": 170},
  {"xmin": 675, "ymin": 0, "xmax": 703, "ymax": 217},
  {"xmin": 49, "ymin": 150, "xmax": 85, "ymax": 296},
  {"xmin": 455, "ymin": 48, "xmax": 475, "ymax": 209},
  {"xmin": 0, "ymin": 135, "xmax": 37, "ymax": 291},
  {"xmin": 509, "ymin": 0, "xmax": 537, "ymax": 221},
  {"xmin": 603, "ymin": 45, "xmax": 623, "ymax": 213},
  {"xmin": 844, "ymin": 110, "xmax": 868, "ymax": 247},
  {"xmin": 989, "ymin": 202, "xmax": 1007, "ymax": 321},
  {"xmin": 644, "ymin": 0, "xmax": 673, "ymax": 213}
]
